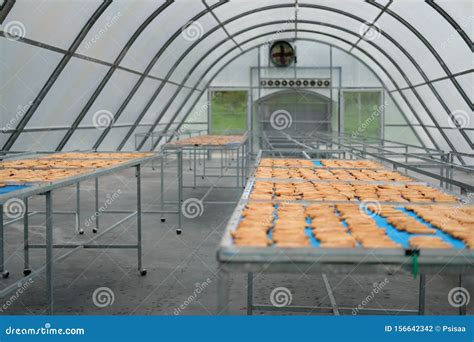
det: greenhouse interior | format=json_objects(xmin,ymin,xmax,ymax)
[{"xmin": 0, "ymin": 0, "xmax": 472, "ymax": 321}]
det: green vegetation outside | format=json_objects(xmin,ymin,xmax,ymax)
[
  {"xmin": 343, "ymin": 91, "xmax": 381, "ymax": 138},
  {"xmin": 211, "ymin": 91, "xmax": 247, "ymax": 134}
]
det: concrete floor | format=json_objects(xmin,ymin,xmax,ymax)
[{"xmin": 0, "ymin": 156, "xmax": 472, "ymax": 315}]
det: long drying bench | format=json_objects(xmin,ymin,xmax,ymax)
[{"xmin": 216, "ymin": 157, "xmax": 473, "ymax": 315}]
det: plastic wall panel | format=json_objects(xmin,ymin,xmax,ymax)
[
  {"xmin": 435, "ymin": 0, "xmax": 473, "ymax": 41},
  {"xmin": 384, "ymin": 126, "xmax": 421, "ymax": 146},
  {"xmin": 113, "ymin": 78, "xmax": 162, "ymax": 125},
  {"xmin": 76, "ymin": 69, "xmax": 140, "ymax": 128},
  {"xmin": 11, "ymin": 130, "xmax": 66, "ymax": 152},
  {"xmin": 25, "ymin": 58, "xmax": 108, "ymax": 127},
  {"xmin": 76, "ymin": 0, "xmax": 161, "ymax": 63},
  {"xmin": 425, "ymin": 127, "xmax": 451, "ymax": 151},
  {"xmin": 357, "ymin": 36, "xmax": 425, "ymax": 87},
  {"xmin": 454, "ymin": 72, "xmax": 473, "ymax": 98},
  {"xmin": 154, "ymin": 29, "xmax": 229, "ymax": 86},
  {"xmin": 139, "ymin": 84, "xmax": 184, "ymax": 123},
  {"xmin": 120, "ymin": 1, "xmax": 207, "ymax": 72},
  {"xmin": 384, "ymin": 93, "xmax": 411, "ymax": 125},
  {"xmin": 429, "ymin": 81, "xmax": 472, "ymax": 128},
  {"xmin": 97, "ymin": 127, "xmax": 129, "ymax": 151},
  {"xmin": 400, "ymin": 89, "xmax": 438, "ymax": 129},
  {"xmin": 389, "ymin": 91, "xmax": 434, "ymax": 149},
  {"xmin": 182, "ymin": 91, "xmax": 209, "ymax": 125},
  {"xmin": 0, "ymin": 39, "xmax": 61, "ymax": 131},
  {"xmin": 211, "ymin": 49, "xmax": 257, "ymax": 87},
  {"xmin": 390, "ymin": 1, "xmax": 471, "ymax": 75},
  {"xmin": 331, "ymin": 48, "xmax": 382, "ymax": 88},
  {"xmin": 1, "ymin": 0, "xmax": 100, "ymax": 50},
  {"xmin": 180, "ymin": 39, "xmax": 238, "ymax": 87},
  {"xmin": 120, "ymin": 125, "xmax": 152, "ymax": 151},
  {"xmin": 212, "ymin": 0, "xmax": 294, "ymax": 22},
  {"xmin": 376, "ymin": 13, "xmax": 447, "ymax": 80},
  {"xmin": 63, "ymin": 127, "xmax": 103, "ymax": 151},
  {"xmin": 441, "ymin": 128, "xmax": 472, "ymax": 153},
  {"xmin": 148, "ymin": 88, "xmax": 194, "ymax": 125}
]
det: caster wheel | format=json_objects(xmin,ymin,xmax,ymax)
[
  {"xmin": 79, "ymin": 229, "xmax": 84, "ymax": 235},
  {"xmin": 176, "ymin": 229, "xmax": 182, "ymax": 235},
  {"xmin": 23, "ymin": 269, "xmax": 31, "ymax": 276},
  {"xmin": 2, "ymin": 271, "xmax": 9, "ymax": 279},
  {"xmin": 92, "ymin": 228, "xmax": 98, "ymax": 233},
  {"xmin": 140, "ymin": 269, "xmax": 147, "ymax": 276},
  {"xmin": 160, "ymin": 217, "xmax": 166, "ymax": 223}
]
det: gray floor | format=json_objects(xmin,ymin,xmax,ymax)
[{"xmin": 0, "ymin": 156, "xmax": 472, "ymax": 315}]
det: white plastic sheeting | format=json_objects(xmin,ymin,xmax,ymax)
[{"xmin": 0, "ymin": 0, "xmax": 471, "ymax": 153}]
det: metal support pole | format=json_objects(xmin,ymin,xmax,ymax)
[
  {"xmin": 136, "ymin": 165, "xmax": 146, "ymax": 276},
  {"xmin": 0, "ymin": 205, "xmax": 8, "ymax": 278},
  {"xmin": 418, "ymin": 274, "xmax": 426, "ymax": 315},
  {"xmin": 236, "ymin": 146, "xmax": 240, "ymax": 188},
  {"xmin": 458, "ymin": 275, "xmax": 467, "ymax": 315},
  {"xmin": 160, "ymin": 155, "xmax": 165, "ymax": 223},
  {"xmin": 193, "ymin": 147, "xmax": 197, "ymax": 188},
  {"xmin": 76, "ymin": 182, "xmax": 83, "ymax": 234},
  {"xmin": 247, "ymin": 272, "xmax": 253, "ymax": 315},
  {"xmin": 45, "ymin": 191, "xmax": 53, "ymax": 314},
  {"xmin": 93, "ymin": 177, "xmax": 99, "ymax": 233},
  {"xmin": 177, "ymin": 151, "xmax": 183, "ymax": 235},
  {"xmin": 217, "ymin": 268, "xmax": 230, "ymax": 315},
  {"xmin": 23, "ymin": 198, "xmax": 31, "ymax": 276}
]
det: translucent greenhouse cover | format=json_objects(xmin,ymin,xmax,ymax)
[{"xmin": 0, "ymin": 0, "xmax": 471, "ymax": 153}]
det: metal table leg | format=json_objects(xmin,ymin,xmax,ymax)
[
  {"xmin": 76, "ymin": 183, "xmax": 84, "ymax": 234},
  {"xmin": 136, "ymin": 165, "xmax": 146, "ymax": 276},
  {"xmin": 418, "ymin": 274, "xmax": 426, "ymax": 315},
  {"xmin": 45, "ymin": 191, "xmax": 53, "ymax": 314},
  {"xmin": 93, "ymin": 177, "xmax": 99, "ymax": 233},
  {"xmin": 160, "ymin": 156, "xmax": 166, "ymax": 223},
  {"xmin": 0, "ymin": 206, "xmax": 8, "ymax": 278},
  {"xmin": 23, "ymin": 198, "xmax": 31, "ymax": 276},
  {"xmin": 217, "ymin": 267, "xmax": 230, "ymax": 315},
  {"xmin": 177, "ymin": 151, "xmax": 183, "ymax": 235},
  {"xmin": 193, "ymin": 147, "xmax": 197, "ymax": 188},
  {"xmin": 236, "ymin": 146, "xmax": 240, "ymax": 188},
  {"xmin": 247, "ymin": 272, "xmax": 253, "ymax": 315}
]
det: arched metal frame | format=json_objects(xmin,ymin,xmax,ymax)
[
  {"xmin": 127, "ymin": 3, "xmax": 472, "ymax": 152},
  {"xmin": 148, "ymin": 30, "xmax": 432, "ymax": 152},
  {"xmin": 1, "ymin": 0, "xmax": 471, "ymax": 154}
]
